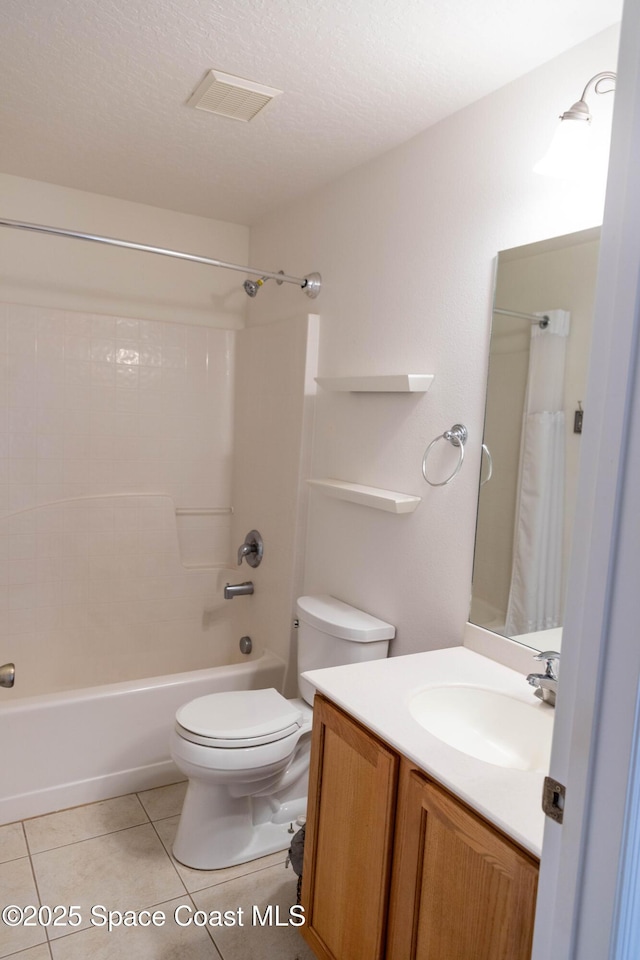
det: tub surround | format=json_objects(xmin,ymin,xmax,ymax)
[
  {"xmin": 0, "ymin": 494, "xmax": 238, "ymax": 700},
  {"xmin": 0, "ymin": 301, "xmax": 236, "ymax": 698},
  {"xmin": 303, "ymin": 644, "xmax": 552, "ymax": 856}
]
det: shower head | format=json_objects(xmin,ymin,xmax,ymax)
[
  {"xmin": 243, "ymin": 277, "xmax": 267, "ymax": 297},
  {"xmin": 243, "ymin": 270, "xmax": 285, "ymax": 297}
]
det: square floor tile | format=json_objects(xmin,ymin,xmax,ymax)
[
  {"xmin": 192, "ymin": 864, "xmax": 315, "ymax": 960},
  {"xmin": 9, "ymin": 946, "xmax": 51, "ymax": 960},
  {"xmin": 0, "ymin": 822, "xmax": 27, "ymax": 863},
  {"xmin": 49, "ymin": 896, "xmax": 222, "ymax": 960},
  {"xmin": 137, "ymin": 781, "xmax": 187, "ymax": 821},
  {"xmin": 24, "ymin": 795, "xmax": 147, "ymax": 853},
  {"xmin": 31, "ymin": 824, "xmax": 186, "ymax": 939},
  {"xmin": 0, "ymin": 858, "xmax": 47, "ymax": 957},
  {"xmin": 153, "ymin": 817, "xmax": 287, "ymax": 894}
]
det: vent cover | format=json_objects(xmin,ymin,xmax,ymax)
[{"xmin": 187, "ymin": 70, "xmax": 282, "ymax": 122}]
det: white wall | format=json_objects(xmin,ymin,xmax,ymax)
[
  {"xmin": 230, "ymin": 314, "xmax": 319, "ymax": 688},
  {"xmin": 0, "ymin": 173, "xmax": 249, "ymax": 328},
  {"xmin": 247, "ymin": 26, "xmax": 618, "ymax": 658}
]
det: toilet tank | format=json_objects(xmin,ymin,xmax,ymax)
[{"xmin": 296, "ymin": 595, "xmax": 395, "ymax": 705}]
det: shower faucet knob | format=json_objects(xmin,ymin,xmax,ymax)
[{"xmin": 237, "ymin": 530, "xmax": 264, "ymax": 567}]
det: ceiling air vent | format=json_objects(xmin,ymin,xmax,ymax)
[{"xmin": 187, "ymin": 70, "xmax": 282, "ymax": 122}]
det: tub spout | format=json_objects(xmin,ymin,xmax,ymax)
[{"xmin": 224, "ymin": 581, "xmax": 254, "ymax": 600}]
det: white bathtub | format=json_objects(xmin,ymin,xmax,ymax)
[{"xmin": 0, "ymin": 652, "xmax": 285, "ymax": 825}]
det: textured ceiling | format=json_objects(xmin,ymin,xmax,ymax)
[{"xmin": 0, "ymin": 0, "xmax": 622, "ymax": 225}]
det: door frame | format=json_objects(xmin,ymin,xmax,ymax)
[{"xmin": 532, "ymin": 1, "xmax": 640, "ymax": 956}]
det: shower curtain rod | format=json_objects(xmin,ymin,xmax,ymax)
[
  {"xmin": 0, "ymin": 216, "xmax": 321, "ymax": 299},
  {"xmin": 493, "ymin": 307, "xmax": 549, "ymax": 328}
]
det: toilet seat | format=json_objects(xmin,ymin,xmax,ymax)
[{"xmin": 175, "ymin": 688, "xmax": 304, "ymax": 748}]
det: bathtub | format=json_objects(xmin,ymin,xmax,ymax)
[{"xmin": 0, "ymin": 651, "xmax": 285, "ymax": 826}]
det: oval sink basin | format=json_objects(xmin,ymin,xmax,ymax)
[{"xmin": 408, "ymin": 685, "xmax": 553, "ymax": 772}]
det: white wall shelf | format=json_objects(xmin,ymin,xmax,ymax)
[
  {"xmin": 307, "ymin": 479, "xmax": 421, "ymax": 514},
  {"xmin": 315, "ymin": 374, "xmax": 434, "ymax": 393}
]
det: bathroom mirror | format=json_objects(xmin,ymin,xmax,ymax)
[{"xmin": 470, "ymin": 226, "xmax": 600, "ymax": 652}]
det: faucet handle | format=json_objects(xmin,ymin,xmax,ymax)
[
  {"xmin": 534, "ymin": 650, "xmax": 560, "ymax": 681},
  {"xmin": 237, "ymin": 530, "xmax": 264, "ymax": 568}
]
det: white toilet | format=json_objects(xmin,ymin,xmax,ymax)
[{"xmin": 170, "ymin": 595, "xmax": 395, "ymax": 870}]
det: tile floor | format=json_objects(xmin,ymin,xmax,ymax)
[{"xmin": 0, "ymin": 782, "xmax": 316, "ymax": 960}]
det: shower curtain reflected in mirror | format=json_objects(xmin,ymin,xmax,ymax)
[{"xmin": 505, "ymin": 310, "xmax": 570, "ymax": 636}]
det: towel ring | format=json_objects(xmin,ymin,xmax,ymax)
[{"xmin": 422, "ymin": 424, "xmax": 468, "ymax": 487}]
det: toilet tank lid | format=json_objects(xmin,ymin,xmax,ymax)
[{"xmin": 296, "ymin": 595, "xmax": 395, "ymax": 642}]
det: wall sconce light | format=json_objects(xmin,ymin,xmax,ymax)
[{"xmin": 534, "ymin": 71, "xmax": 617, "ymax": 178}]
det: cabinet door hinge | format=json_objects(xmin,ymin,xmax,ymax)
[{"xmin": 542, "ymin": 776, "xmax": 566, "ymax": 824}]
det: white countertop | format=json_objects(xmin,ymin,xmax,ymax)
[{"xmin": 302, "ymin": 645, "xmax": 551, "ymax": 857}]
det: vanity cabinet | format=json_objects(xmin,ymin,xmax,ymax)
[
  {"xmin": 300, "ymin": 693, "xmax": 399, "ymax": 960},
  {"xmin": 387, "ymin": 760, "xmax": 538, "ymax": 959},
  {"xmin": 300, "ymin": 695, "xmax": 539, "ymax": 960}
]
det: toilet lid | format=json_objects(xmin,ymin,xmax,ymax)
[{"xmin": 175, "ymin": 688, "xmax": 303, "ymax": 746}]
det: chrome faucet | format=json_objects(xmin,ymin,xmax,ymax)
[
  {"xmin": 236, "ymin": 530, "xmax": 264, "ymax": 567},
  {"xmin": 526, "ymin": 651, "xmax": 560, "ymax": 706},
  {"xmin": 237, "ymin": 542, "xmax": 252, "ymax": 564}
]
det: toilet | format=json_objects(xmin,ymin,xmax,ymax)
[{"xmin": 170, "ymin": 595, "xmax": 395, "ymax": 870}]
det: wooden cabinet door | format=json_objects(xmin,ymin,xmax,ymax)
[
  {"xmin": 300, "ymin": 695, "xmax": 399, "ymax": 960},
  {"xmin": 387, "ymin": 761, "xmax": 539, "ymax": 960}
]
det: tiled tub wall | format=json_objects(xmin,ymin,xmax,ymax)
[{"xmin": 0, "ymin": 302, "xmax": 237, "ymax": 698}]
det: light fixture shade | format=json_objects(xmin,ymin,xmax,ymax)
[
  {"xmin": 534, "ymin": 71, "xmax": 616, "ymax": 181},
  {"xmin": 533, "ymin": 117, "xmax": 593, "ymax": 178}
]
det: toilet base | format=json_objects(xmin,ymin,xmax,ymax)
[
  {"xmin": 170, "ymin": 698, "xmax": 312, "ymax": 870},
  {"xmin": 172, "ymin": 780, "xmax": 307, "ymax": 870}
]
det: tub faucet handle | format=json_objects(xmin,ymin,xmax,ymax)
[
  {"xmin": 237, "ymin": 530, "xmax": 263, "ymax": 567},
  {"xmin": 0, "ymin": 662, "xmax": 15, "ymax": 688}
]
